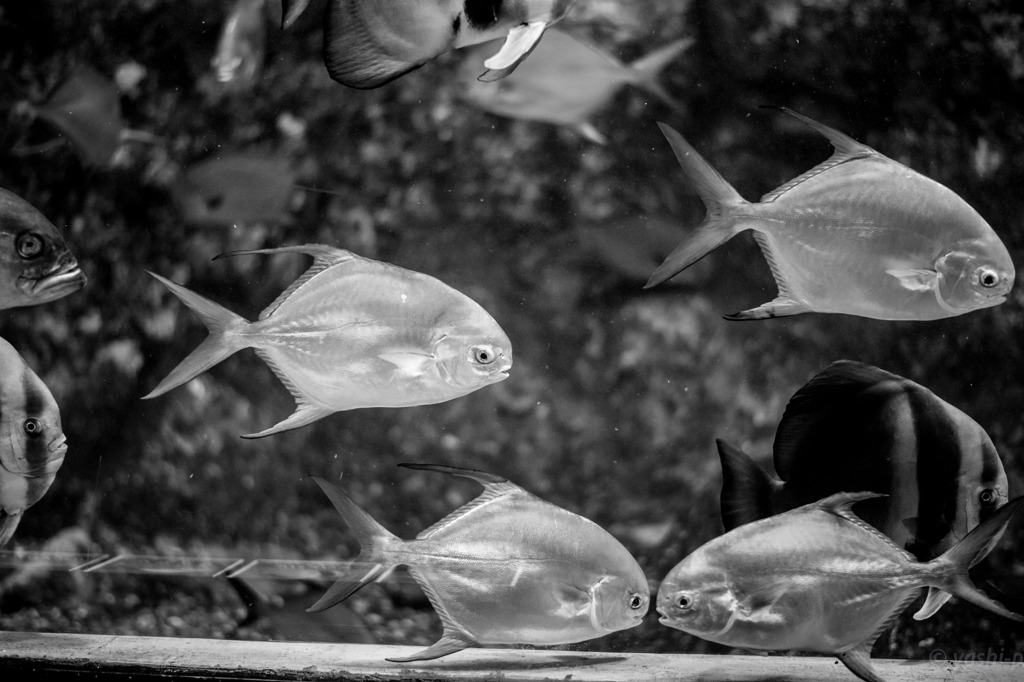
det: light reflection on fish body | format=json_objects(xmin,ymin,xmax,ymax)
[
  {"xmin": 460, "ymin": 29, "xmax": 689, "ymax": 144},
  {"xmin": 309, "ymin": 464, "xmax": 649, "ymax": 661},
  {"xmin": 323, "ymin": 0, "xmax": 579, "ymax": 89},
  {"xmin": 144, "ymin": 244, "xmax": 512, "ymax": 437},
  {"xmin": 0, "ymin": 337, "xmax": 68, "ymax": 547},
  {"xmin": 0, "ymin": 187, "xmax": 87, "ymax": 309},
  {"xmin": 646, "ymin": 107, "xmax": 1015, "ymax": 321},
  {"xmin": 658, "ymin": 493, "xmax": 1024, "ymax": 682},
  {"xmin": 212, "ymin": 0, "xmax": 268, "ymax": 90}
]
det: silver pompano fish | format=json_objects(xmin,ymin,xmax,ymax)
[
  {"xmin": 0, "ymin": 187, "xmax": 87, "ymax": 309},
  {"xmin": 0, "ymin": 337, "xmax": 68, "ymax": 547},
  {"xmin": 460, "ymin": 29, "xmax": 689, "ymax": 144},
  {"xmin": 309, "ymin": 464, "xmax": 649, "ymax": 661},
  {"xmin": 646, "ymin": 107, "xmax": 1015, "ymax": 321},
  {"xmin": 144, "ymin": 245, "xmax": 512, "ymax": 438},
  {"xmin": 324, "ymin": 0, "xmax": 578, "ymax": 89},
  {"xmin": 658, "ymin": 493, "xmax": 1024, "ymax": 682},
  {"xmin": 211, "ymin": 0, "xmax": 268, "ymax": 90},
  {"xmin": 718, "ymin": 360, "xmax": 1008, "ymax": 617}
]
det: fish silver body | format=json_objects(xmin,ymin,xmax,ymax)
[
  {"xmin": 646, "ymin": 107, "xmax": 1014, "ymax": 321},
  {"xmin": 459, "ymin": 29, "xmax": 689, "ymax": 144},
  {"xmin": 324, "ymin": 0, "xmax": 578, "ymax": 89},
  {"xmin": 0, "ymin": 187, "xmax": 87, "ymax": 309},
  {"xmin": 144, "ymin": 245, "xmax": 512, "ymax": 438},
  {"xmin": 212, "ymin": 0, "xmax": 268, "ymax": 89},
  {"xmin": 658, "ymin": 492, "xmax": 1024, "ymax": 682},
  {"xmin": 0, "ymin": 337, "xmax": 68, "ymax": 547},
  {"xmin": 310, "ymin": 464, "xmax": 649, "ymax": 661}
]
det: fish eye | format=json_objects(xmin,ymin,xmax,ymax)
[
  {"xmin": 472, "ymin": 347, "xmax": 496, "ymax": 365},
  {"xmin": 676, "ymin": 594, "xmax": 693, "ymax": 610},
  {"xmin": 16, "ymin": 232, "xmax": 45, "ymax": 259},
  {"xmin": 23, "ymin": 418, "xmax": 44, "ymax": 437},
  {"xmin": 628, "ymin": 593, "xmax": 644, "ymax": 610},
  {"xmin": 978, "ymin": 268, "xmax": 1000, "ymax": 288},
  {"xmin": 979, "ymin": 488, "xmax": 998, "ymax": 506}
]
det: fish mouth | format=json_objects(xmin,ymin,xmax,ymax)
[
  {"xmin": 20, "ymin": 265, "xmax": 87, "ymax": 301},
  {"xmin": 49, "ymin": 434, "xmax": 68, "ymax": 454}
]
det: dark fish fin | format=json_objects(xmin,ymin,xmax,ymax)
[
  {"xmin": 716, "ymin": 439, "xmax": 779, "ymax": 530},
  {"xmin": 35, "ymin": 64, "xmax": 124, "ymax": 167},
  {"xmin": 645, "ymin": 122, "xmax": 749, "ymax": 288},
  {"xmin": 228, "ymin": 575, "xmax": 271, "ymax": 626},
  {"xmin": 723, "ymin": 296, "xmax": 809, "ymax": 321},
  {"xmin": 142, "ymin": 272, "xmax": 251, "ymax": 399},
  {"xmin": 324, "ymin": 0, "xmax": 434, "ymax": 89},
  {"xmin": 0, "ymin": 510, "xmax": 25, "ymax": 547},
  {"xmin": 912, "ymin": 587, "xmax": 952, "ymax": 620},
  {"xmin": 214, "ymin": 244, "xmax": 355, "ymax": 321},
  {"xmin": 773, "ymin": 360, "xmax": 904, "ymax": 480},
  {"xmin": 387, "ymin": 565, "xmax": 476, "ymax": 662},
  {"xmin": 758, "ymin": 105, "xmax": 877, "ymax": 203},
  {"xmin": 240, "ymin": 347, "xmax": 335, "ymax": 438},
  {"xmin": 399, "ymin": 464, "xmax": 524, "ymax": 540},
  {"xmin": 921, "ymin": 496, "xmax": 1024, "ymax": 623},
  {"xmin": 900, "ymin": 516, "xmax": 920, "ymax": 536},
  {"xmin": 306, "ymin": 476, "xmax": 400, "ymax": 612}
]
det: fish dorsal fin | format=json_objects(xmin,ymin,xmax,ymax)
[
  {"xmin": 716, "ymin": 439, "xmax": 781, "ymax": 530},
  {"xmin": 758, "ymin": 105, "xmax": 878, "ymax": 204},
  {"xmin": 837, "ymin": 585, "xmax": 919, "ymax": 682},
  {"xmin": 399, "ymin": 463, "xmax": 523, "ymax": 540},
  {"xmin": 817, "ymin": 491, "xmax": 917, "ymax": 559},
  {"xmin": 385, "ymin": 565, "xmax": 476, "ymax": 662},
  {"xmin": 774, "ymin": 360, "xmax": 905, "ymax": 480},
  {"xmin": 214, "ymin": 244, "xmax": 355, "ymax": 321},
  {"xmin": 242, "ymin": 348, "xmax": 334, "ymax": 438}
]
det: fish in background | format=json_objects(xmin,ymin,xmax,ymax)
[
  {"xmin": 658, "ymin": 493, "xmax": 1024, "ymax": 682},
  {"xmin": 322, "ymin": 0, "xmax": 579, "ymax": 89},
  {"xmin": 212, "ymin": 0, "xmax": 269, "ymax": 91},
  {"xmin": 575, "ymin": 215, "xmax": 701, "ymax": 286},
  {"xmin": 0, "ymin": 187, "xmax": 87, "ymax": 309},
  {"xmin": 309, "ymin": 464, "xmax": 649, "ymax": 661},
  {"xmin": 144, "ymin": 244, "xmax": 513, "ymax": 437},
  {"xmin": 173, "ymin": 152, "xmax": 296, "ymax": 226},
  {"xmin": 0, "ymin": 337, "xmax": 68, "ymax": 547},
  {"xmin": 718, "ymin": 360, "xmax": 1009, "ymax": 616},
  {"xmin": 460, "ymin": 29, "xmax": 690, "ymax": 144},
  {"xmin": 646, "ymin": 106, "xmax": 1015, "ymax": 321}
]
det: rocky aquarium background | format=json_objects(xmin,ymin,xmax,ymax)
[{"xmin": 1, "ymin": 0, "xmax": 1023, "ymax": 662}]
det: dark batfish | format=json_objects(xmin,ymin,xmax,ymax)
[
  {"xmin": 718, "ymin": 360, "xmax": 1009, "ymax": 617},
  {"xmin": 658, "ymin": 493, "xmax": 1024, "ymax": 682},
  {"xmin": 212, "ymin": 0, "xmax": 268, "ymax": 90},
  {"xmin": 324, "ymin": 0, "xmax": 579, "ymax": 89},
  {"xmin": 460, "ymin": 29, "xmax": 689, "ymax": 144},
  {"xmin": 174, "ymin": 153, "xmax": 296, "ymax": 226},
  {"xmin": 0, "ymin": 337, "xmax": 68, "ymax": 547},
  {"xmin": 309, "ymin": 464, "xmax": 649, "ymax": 661},
  {"xmin": 29, "ymin": 65, "xmax": 125, "ymax": 167},
  {"xmin": 144, "ymin": 245, "xmax": 512, "ymax": 437},
  {"xmin": 0, "ymin": 187, "xmax": 87, "ymax": 309},
  {"xmin": 646, "ymin": 107, "xmax": 1015, "ymax": 321}
]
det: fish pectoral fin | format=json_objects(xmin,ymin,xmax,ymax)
[
  {"xmin": 886, "ymin": 268, "xmax": 938, "ymax": 292},
  {"xmin": 482, "ymin": 22, "xmax": 548, "ymax": 72},
  {"xmin": 837, "ymin": 645, "xmax": 886, "ymax": 682},
  {"xmin": 913, "ymin": 587, "xmax": 953, "ymax": 620},
  {"xmin": 723, "ymin": 296, "xmax": 809, "ymax": 321},
  {"xmin": 386, "ymin": 633, "xmax": 475, "ymax": 662},
  {"xmin": 379, "ymin": 351, "xmax": 436, "ymax": 377},
  {"xmin": 555, "ymin": 582, "xmax": 594, "ymax": 618},
  {"xmin": 738, "ymin": 583, "xmax": 789, "ymax": 618}
]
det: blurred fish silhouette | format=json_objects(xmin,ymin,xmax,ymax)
[
  {"xmin": 212, "ymin": 0, "xmax": 269, "ymax": 90},
  {"xmin": 0, "ymin": 187, "xmax": 87, "ymax": 309},
  {"xmin": 144, "ymin": 244, "xmax": 513, "ymax": 437},
  {"xmin": 0, "ymin": 337, "xmax": 68, "ymax": 547},
  {"xmin": 646, "ymin": 107, "xmax": 1015, "ymax": 320},
  {"xmin": 22, "ymin": 65, "xmax": 126, "ymax": 167},
  {"xmin": 281, "ymin": 0, "xmax": 314, "ymax": 28},
  {"xmin": 658, "ymin": 493, "xmax": 1024, "ymax": 682},
  {"xmin": 460, "ymin": 29, "xmax": 689, "ymax": 144},
  {"xmin": 173, "ymin": 153, "xmax": 296, "ymax": 226},
  {"xmin": 575, "ymin": 215, "xmax": 695, "ymax": 285},
  {"xmin": 309, "ymin": 464, "xmax": 649, "ymax": 661},
  {"xmin": 717, "ymin": 360, "xmax": 1009, "ymax": 617},
  {"xmin": 323, "ymin": 0, "xmax": 579, "ymax": 89}
]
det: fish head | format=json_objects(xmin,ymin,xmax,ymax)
[
  {"xmin": 0, "ymin": 345, "xmax": 67, "ymax": 481},
  {"xmin": 656, "ymin": 558, "xmax": 737, "ymax": 637},
  {"xmin": 0, "ymin": 189, "xmax": 87, "ymax": 309},
  {"xmin": 589, "ymin": 574, "xmax": 650, "ymax": 633},
  {"xmin": 933, "ymin": 242, "xmax": 1014, "ymax": 314},
  {"xmin": 433, "ymin": 307, "xmax": 513, "ymax": 391}
]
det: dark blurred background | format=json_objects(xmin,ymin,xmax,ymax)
[{"xmin": 0, "ymin": 0, "xmax": 1021, "ymax": 661}]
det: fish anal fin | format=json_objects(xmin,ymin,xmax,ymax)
[
  {"xmin": 716, "ymin": 439, "xmax": 780, "ymax": 530},
  {"xmin": 913, "ymin": 587, "xmax": 952, "ymax": 620},
  {"xmin": 837, "ymin": 644, "xmax": 887, "ymax": 682},
  {"xmin": 483, "ymin": 22, "xmax": 547, "ymax": 72},
  {"xmin": 386, "ymin": 633, "xmax": 474, "ymax": 662},
  {"xmin": 886, "ymin": 268, "xmax": 938, "ymax": 293},
  {"xmin": 390, "ymin": 565, "xmax": 477, "ymax": 662},
  {"xmin": 750, "ymin": 230, "xmax": 797, "ymax": 307},
  {"xmin": 241, "ymin": 400, "xmax": 334, "ymax": 439},
  {"xmin": 379, "ymin": 351, "xmax": 435, "ymax": 377},
  {"xmin": 399, "ymin": 464, "xmax": 523, "ymax": 539},
  {"xmin": 723, "ymin": 297, "xmax": 809, "ymax": 321}
]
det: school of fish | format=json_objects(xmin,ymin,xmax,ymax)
[{"xmin": 1, "ymin": 0, "xmax": 1021, "ymax": 679}]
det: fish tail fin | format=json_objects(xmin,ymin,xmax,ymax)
[
  {"xmin": 142, "ymin": 272, "xmax": 251, "ymax": 399},
  {"xmin": 645, "ymin": 123, "xmax": 749, "ymax": 288},
  {"xmin": 306, "ymin": 476, "xmax": 402, "ymax": 613},
  {"xmin": 716, "ymin": 439, "xmax": 780, "ymax": 531},
  {"xmin": 628, "ymin": 38, "xmax": 692, "ymax": 111},
  {"xmin": 917, "ymin": 497, "xmax": 1024, "ymax": 623},
  {"xmin": 0, "ymin": 510, "xmax": 24, "ymax": 547}
]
